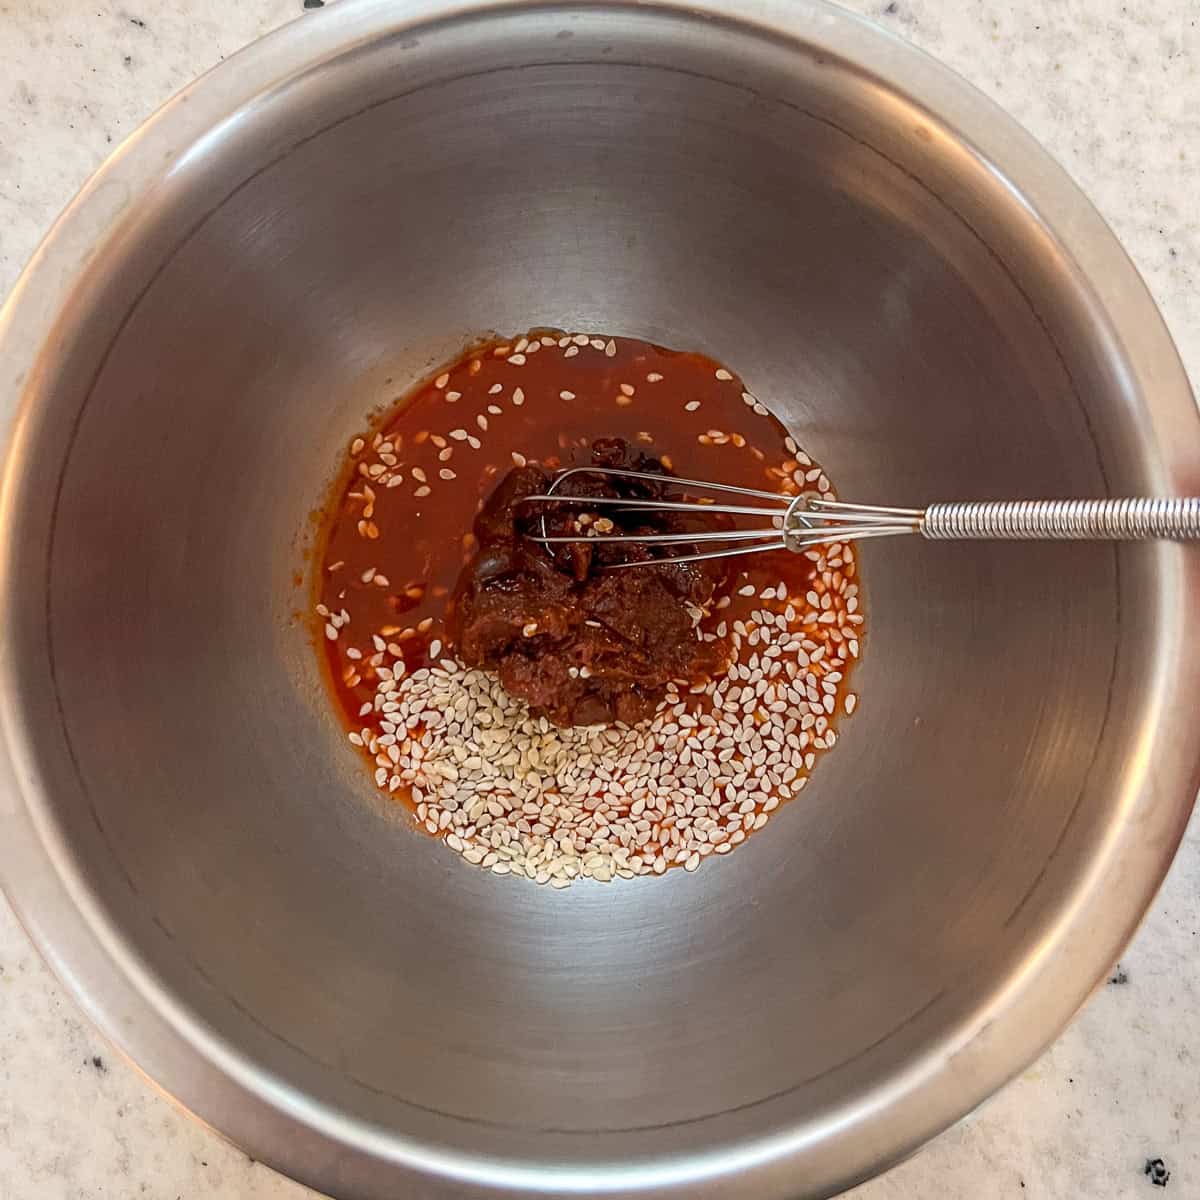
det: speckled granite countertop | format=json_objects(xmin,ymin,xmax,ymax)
[{"xmin": 1, "ymin": 2, "xmax": 1197, "ymax": 1197}]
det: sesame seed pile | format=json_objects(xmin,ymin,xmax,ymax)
[{"xmin": 316, "ymin": 332, "xmax": 864, "ymax": 886}]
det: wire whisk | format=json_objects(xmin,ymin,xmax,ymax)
[{"xmin": 524, "ymin": 467, "xmax": 1200, "ymax": 568}]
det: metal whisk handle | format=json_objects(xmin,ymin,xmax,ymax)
[{"xmin": 922, "ymin": 497, "xmax": 1200, "ymax": 541}]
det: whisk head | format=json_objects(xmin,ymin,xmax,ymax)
[{"xmin": 522, "ymin": 467, "xmax": 922, "ymax": 567}]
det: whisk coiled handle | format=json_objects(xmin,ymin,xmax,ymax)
[{"xmin": 922, "ymin": 497, "xmax": 1200, "ymax": 540}]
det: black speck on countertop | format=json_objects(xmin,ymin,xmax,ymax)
[
  {"xmin": 1145, "ymin": 1157, "xmax": 1171, "ymax": 1187},
  {"xmin": 129, "ymin": 16, "xmax": 147, "ymax": 28},
  {"xmin": 89, "ymin": 1054, "xmax": 107, "ymax": 1072},
  {"xmin": 303, "ymin": 0, "xmax": 325, "ymax": 8},
  {"xmin": 885, "ymin": 1, "xmax": 899, "ymax": 12},
  {"xmin": 1109, "ymin": 966, "xmax": 1130, "ymax": 985}
]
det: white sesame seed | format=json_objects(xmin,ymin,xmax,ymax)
[
  {"xmin": 685, "ymin": 400, "xmax": 701, "ymax": 411},
  {"xmin": 715, "ymin": 368, "xmax": 733, "ymax": 381},
  {"xmin": 560, "ymin": 390, "xmax": 576, "ymax": 400},
  {"xmin": 434, "ymin": 373, "xmax": 449, "ymax": 389}
]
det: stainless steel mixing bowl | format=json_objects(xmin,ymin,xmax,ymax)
[{"xmin": 1, "ymin": 1, "xmax": 1198, "ymax": 1197}]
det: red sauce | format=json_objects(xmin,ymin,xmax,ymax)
[{"xmin": 313, "ymin": 332, "xmax": 859, "ymax": 848}]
